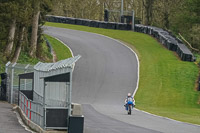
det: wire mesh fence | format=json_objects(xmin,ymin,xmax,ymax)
[{"xmin": 5, "ymin": 62, "xmax": 34, "ymax": 104}]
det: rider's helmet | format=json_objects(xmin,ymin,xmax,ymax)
[{"xmin": 128, "ymin": 93, "xmax": 131, "ymax": 97}]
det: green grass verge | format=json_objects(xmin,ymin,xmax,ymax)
[
  {"xmin": 44, "ymin": 34, "xmax": 72, "ymax": 60},
  {"xmin": 45, "ymin": 22, "xmax": 200, "ymax": 125}
]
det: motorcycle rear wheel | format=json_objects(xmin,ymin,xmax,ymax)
[{"xmin": 128, "ymin": 105, "xmax": 131, "ymax": 115}]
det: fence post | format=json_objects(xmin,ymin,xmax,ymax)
[
  {"xmin": 132, "ymin": 10, "xmax": 135, "ymax": 31},
  {"xmin": 26, "ymin": 99, "xmax": 28, "ymax": 116},
  {"xmin": 5, "ymin": 62, "xmax": 10, "ymax": 102},
  {"xmin": 24, "ymin": 95, "xmax": 25, "ymax": 112},
  {"xmin": 120, "ymin": 0, "xmax": 124, "ymax": 23},
  {"xmin": 43, "ymin": 81, "xmax": 46, "ymax": 129},
  {"xmin": 29, "ymin": 101, "xmax": 31, "ymax": 119},
  {"xmin": 11, "ymin": 63, "xmax": 16, "ymax": 104},
  {"xmin": 24, "ymin": 64, "xmax": 30, "ymax": 90},
  {"xmin": 68, "ymin": 70, "xmax": 73, "ymax": 122},
  {"xmin": 21, "ymin": 94, "xmax": 22, "ymax": 108},
  {"xmin": 5, "ymin": 62, "xmax": 11, "ymax": 73},
  {"xmin": 18, "ymin": 77, "xmax": 20, "ymax": 105}
]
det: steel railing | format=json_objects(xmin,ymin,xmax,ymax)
[{"xmin": 19, "ymin": 91, "xmax": 44, "ymax": 128}]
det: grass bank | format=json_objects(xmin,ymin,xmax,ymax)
[
  {"xmin": 44, "ymin": 34, "xmax": 72, "ymax": 60},
  {"xmin": 45, "ymin": 22, "xmax": 200, "ymax": 125}
]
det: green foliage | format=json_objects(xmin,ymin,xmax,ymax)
[
  {"xmin": 186, "ymin": 0, "xmax": 200, "ymax": 23},
  {"xmin": 45, "ymin": 22, "xmax": 200, "ymax": 125},
  {"xmin": 0, "ymin": 0, "xmax": 53, "ymax": 64},
  {"xmin": 0, "ymin": 53, "xmax": 6, "ymax": 74},
  {"xmin": 17, "ymin": 52, "xmax": 39, "ymax": 65}
]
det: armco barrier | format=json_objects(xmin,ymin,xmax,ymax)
[{"xmin": 45, "ymin": 15, "xmax": 194, "ymax": 62}]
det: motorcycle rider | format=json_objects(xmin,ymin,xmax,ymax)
[{"xmin": 124, "ymin": 93, "xmax": 135, "ymax": 111}]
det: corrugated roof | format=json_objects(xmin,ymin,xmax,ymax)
[{"xmin": 34, "ymin": 55, "xmax": 81, "ymax": 72}]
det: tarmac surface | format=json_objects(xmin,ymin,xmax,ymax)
[
  {"xmin": 44, "ymin": 26, "xmax": 200, "ymax": 133},
  {"xmin": 0, "ymin": 101, "xmax": 29, "ymax": 133}
]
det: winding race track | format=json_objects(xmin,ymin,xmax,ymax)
[{"xmin": 44, "ymin": 26, "xmax": 200, "ymax": 133}]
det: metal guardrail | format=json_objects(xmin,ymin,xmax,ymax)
[
  {"xmin": 19, "ymin": 91, "xmax": 69, "ymax": 129},
  {"xmin": 19, "ymin": 91, "xmax": 44, "ymax": 128}
]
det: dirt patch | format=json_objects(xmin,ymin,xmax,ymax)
[{"xmin": 52, "ymin": 49, "xmax": 57, "ymax": 63}]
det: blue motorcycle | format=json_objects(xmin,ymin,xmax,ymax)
[{"xmin": 125, "ymin": 101, "xmax": 134, "ymax": 115}]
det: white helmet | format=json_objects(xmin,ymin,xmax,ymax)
[{"xmin": 128, "ymin": 93, "xmax": 131, "ymax": 97}]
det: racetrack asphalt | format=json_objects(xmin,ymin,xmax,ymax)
[{"xmin": 44, "ymin": 26, "xmax": 200, "ymax": 133}]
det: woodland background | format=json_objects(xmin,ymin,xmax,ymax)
[{"xmin": 0, "ymin": 0, "xmax": 199, "ymax": 65}]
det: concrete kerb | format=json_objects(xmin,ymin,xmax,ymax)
[{"xmin": 13, "ymin": 106, "xmax": 67, "ymax": 133}]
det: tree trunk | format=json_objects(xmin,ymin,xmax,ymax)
[
  {"xmin": 4, "ymin": 19, "xmax": 16, "ymax": 58},
  {"xmin": 163, "ymin": 12, "xmax": 169, "ymax": 29},
  {"xmin": 12, "ymin": 26, "xmax": 25, "ymax": 63},
  {"xmin": 29, "ymin": 10, "xmax": 40, "ymax": 57},
  {"xmin": 99, "ymin": 1, "xmax": 105, "ymax": 21},
  {"xmin": 143, "ymin": 0, "xmax": 154, "ymax": 25},
  {"xmin": 163, "ymin": 0, "xmax": 169, "ymax": 29}
]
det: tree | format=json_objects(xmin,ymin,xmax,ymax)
[
  {"xmin": 11, "ymin": 0, "xmax": 32, "ymax": 63},
  {"xmin": 185, "ymin": 0, "xmax": 200, "ymax": 24},
  {"xmin": 142, "ymin": 0, "xmax": 154, "ymax": 25},
  {"xmin": 183, "ymin": 0, "xmax": 200, "ymax": 49},
  {"xmin": 29, "ymin": 0, "xmax": 52, "ymax": 58},
  {"xmin": 1, "ymin": 0, "xmax": 32, "ymax": 61},
  {"xmin": 1, "ymin": 1, "xmax": 18, "ymax": 58},
  {"xmin": 0, "ymin": 0, "xmax": 52, "ymax": 64},
  {"xmin": 12, "ymin": 26, "xmax": 25, "ymax": 63},
  {"xmin": 29, "ymin": 0, "xmax": 40, "ymax": 57}
]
